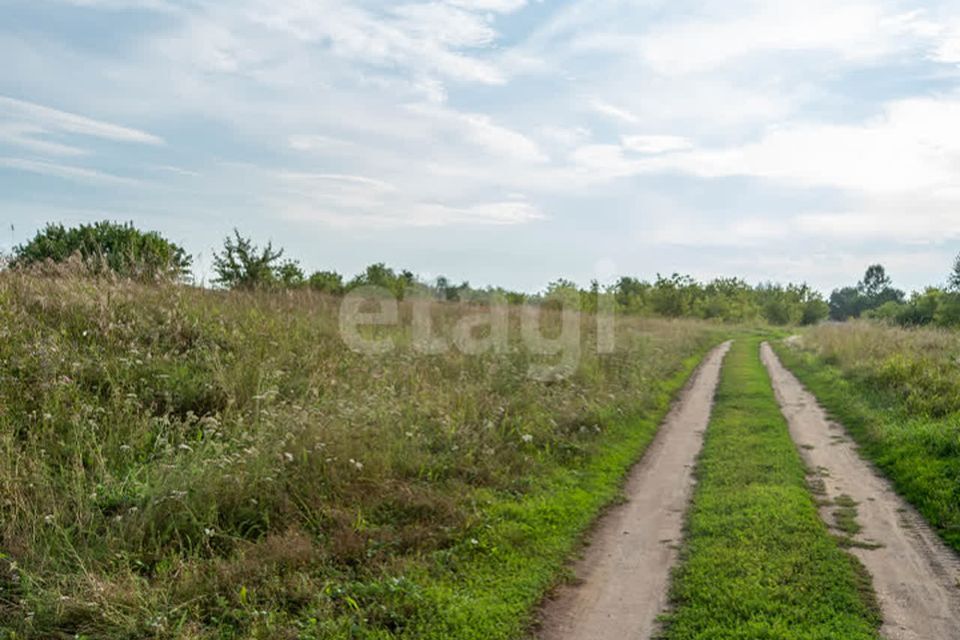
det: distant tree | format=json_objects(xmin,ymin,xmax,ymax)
[
  {"xmin": 859, "ymin": 264, "xmax": 892, "ymax": 299},
  {"xmin": 211, "ymin": 229, "xmax": 283, "ymax": 290},
  {"xmin": 12, "ymin": 220, "xmax": 191, "ymax": 281},
  {"xmin": 831, "ymin": 265, "xmax": 904, "ymax": 321},
  {"xmin": 308, "ymin": 270, "xmax": 344, "ymax": 294},
  {"xmin": 348, "ymin": 263, "xmax": 417, "ymax": 299},
  {"xmin": 435, "ymin": 276, "xmax": 471, "ymax": 302},
  {"xmin": 800, "ymin": 298, "xmax": 830, "ymax": 326},
  {"xmin": 949, "ymin": 253, "xmax": 960, "ymax": 292},
  {"xmin": 651, "ymin": 273, "xmax": 700, "ymax": 318},
  {"xmin": 829, "ymin": 286, "xmax": 866, "ymax": 321},
  {"xmin": 349, "ymin": 263, "xmax": 395, "ymax": 289}
]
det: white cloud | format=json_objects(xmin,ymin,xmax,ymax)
[
  {"xmin": 391, "ymin": 3, "xmax": 498, "ymax": 48},
  {"xmin": 637, "ymin": 95, "xmax": 960, "ymax": 194},
  {"xmin": 0, "ymin": 157, "xmax": 143, "ymax": 186},
  {"xmin": 932, "ymin": 22, "xmax": 960, "ymax": 63},
  {"xmin": 0, "ymin": 123, "xmax": 88, "ymax": 156},
  {"xmin": 537, "ymin": 125, "xmax": 591, "ymax": 148},
  {"xmin": 621, "ymin": 135, "xmax": 693, "ymax": 154},
  {"xmin": 409, "ymin": 200, "xmax": 546, "ymax": 226},
  {"xmin": 445, "ymin": 0, "xmax": 527, "ymax": 13},
  {"xmin": 280, "ymin": 196, "xmax": 545, "ymax": 228},
  {"xmin": 247, "ymin": 1, "xmax": 507, "ymax": 84},
  {"xmin": 407, "ymin": 103, "xmax": 548, "ymax": 162},
  {"xmin": 796, "ymin": 205, "xmax": 960, "ymax": 243},
  {"xmin": 0, "ymin": 96, "xmax": 163, "ymax": 144},
  {"xmin": 589, "ymin": 99, "xmax": 640, "ymax": 124},
  {"xmin": 279, "ymin": 171, "xmax": 398, "ymax": 193},
  {"xmin": 638, "ymin": 1, "xmax": 921, "ymax": 75}
]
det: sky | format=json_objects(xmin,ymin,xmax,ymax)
[{"xmin": 2, "ymin": 0, "xmax": 960, "ymax": 293}]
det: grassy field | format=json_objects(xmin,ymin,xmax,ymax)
[
  {"xmin": 773, "ymin": 322, "xmax": 960, "ymax": 552},
  {"xmin": 0, "ymin": 272, "xmax": 723, "ymax": 639},
  {"xmin": 661, "ymin": 338, "xmax": 880, "ymax": 639}
]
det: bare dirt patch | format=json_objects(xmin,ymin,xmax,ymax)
[
  {"xmin": 763, "ymin": 342, "xmax": 960, "ymax": 640},
  {"xmin": 537, "ymin": 342, "xmax": 731, "ymax": 640}
]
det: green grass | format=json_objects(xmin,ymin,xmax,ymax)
[
  {"xmin": 361, "ymin": 349, "xmax": 716, "ymax": 640},
  {"xmin": 0, "ymin": 272, "xmax": 725, "ymax": 639},
  {"xmin": 661, "ymin": 339, "xmax": 881, "ymax": 640},
  {"xmin": 773, "ymin": 325, "xmax": 960, "ymax": 553}
]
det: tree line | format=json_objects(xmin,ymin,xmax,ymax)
[
  {"xmin": 828, "ymin": 262, "xmax": 960, "ymax": 328},
  {"xmin": 8, "ymin": 220, "xmax": 958, "ymax": 328}
]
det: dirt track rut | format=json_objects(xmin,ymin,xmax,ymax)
[
  {"xmin": 537, "ymin": 342, "xmax": 731, "ymax": 640},
  {"xmin": 762, "ymin": 342, "xmax": 960, "ymax": 640}
]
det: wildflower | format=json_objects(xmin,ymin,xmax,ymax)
[
  {"xmin": 283, "ymin": 452, "xmax": 295, "ymax": 463},
  {"xmin": 521, "ymin": 434, "xmax": 534, "ymax": 444},
  {"xmin": 470, "ymin": 538, "xmax": 479, "ymax": 545},
  {"xmin": 204, "ymin": 527, "xmax": 215, "ymax": 538},
  {"xmin": 119, "ymin": 444, "xmax": 132, "ymax": 452},
  {"xmin": 44, "ymin": 514, "xmax": 54, "ymax": 524},
  {"xmin": 349, "ymin": 458, "xmax": 364, "ymax": 471}
]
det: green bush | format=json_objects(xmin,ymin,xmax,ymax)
[
  {"xmin": 211, "ymin": 229, "xmax": 284, "ymax": 290},
  {"xmin": 12, "ymin": 221, "xmax": 192, "ymax": 281}
]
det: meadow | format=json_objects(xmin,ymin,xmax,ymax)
[
  {"xmin": 773, "ymin": 322, "xmax": 960, "ymax": 552},
  {"xmin": 0, "ymin": 269, "xmax": 722, "ymax": 639}
]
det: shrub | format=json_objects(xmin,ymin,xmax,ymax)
[
  {"xmin": 211, "ymin": 229, "xmax": 284, "ymax": 290},
  {"xmin": 308, "ymin": 270, "xmax": 344, "ymax": 294},
  {"xmin": 12, "ymin": 221, "xmax": 192, "ymax": 281}
]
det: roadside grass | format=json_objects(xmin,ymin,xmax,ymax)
[
  {"xmin": 0, "ymin": 271, "xmax": 724, "ymax": 639},
  {"xmin": 773, "ymin": 323, "xmax": 960, "ymax": 552},
  {"xmin": 661, "ymin": 339, "xmax": 881, "ymax": 640}
]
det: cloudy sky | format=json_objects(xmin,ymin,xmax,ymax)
[{"xmin": 3, "ymin": 0, "xmax": 960, "ymax": 292}]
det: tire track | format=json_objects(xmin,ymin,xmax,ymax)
[
  {"xmin": 763, "ymin": 342, "xmax": 960, "ymax": 640},
  {"xmin": 537, "ymin": 341, "xmax": 731, "ymax": 640}
]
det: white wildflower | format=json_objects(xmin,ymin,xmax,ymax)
[
  {"xmin": 283, "ymin": 452, "xmax": 294, "ymax": 463},
  {"xmin": 521, "ymin": 434, "xmax": 534, "ymax": 444}
]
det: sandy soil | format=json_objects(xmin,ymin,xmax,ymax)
[
  {"xmin": 762, "ymin": 342, "xmax": 960, "ymax": 640},
  {"xmin": 537, "ymin": 342, "xmax": 731, "ymax": 640}
]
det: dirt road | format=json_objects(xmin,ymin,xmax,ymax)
[
  {"xmin": 537, "ymin": 342, "xmax": 731, "ymax": 640},
  {"xmin": 762, "ymin": 343, "xmax": 960, "ymax": 640}
]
